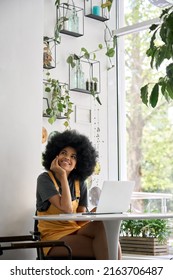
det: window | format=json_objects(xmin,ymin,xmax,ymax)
[{"xmin": 114, "ymin": 0, "xmax": 173, "ymax": 213}]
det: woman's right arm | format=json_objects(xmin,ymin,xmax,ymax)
[{"xmin": 49, "ymin": 157, "xmax": 73, "ymax": 213}]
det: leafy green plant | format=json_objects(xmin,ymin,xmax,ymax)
[
  {"xmin": 120, "ymin": 218, "xmax": 171, "ymax": 244},
  {"xmin": 55, "ymin": 1, "xmax": 116, "ymax": 69},
  {"xmin": 44, "ymin": 72, "xmax": 73, "ymax": 128},
  {"xmin": 101, "ymin": 0, "xmax": 114, "ymax": 12},
  {"xmin": 54, "ymin": 0, "xmax": 78, "ymax": 44},
  {"xmin": 54, "ymin": 1, "xmax": 70, "ymax": 44},
  {"xmin": 104, "ymin": 23, "xmax": 117, "ymax": 70},
  {"xmin": 140, "ymin": 5, "xmax": 173, "ymax": 108},
  {"xmin": 66, "ymin": 21, "xmax": 117, "ymax": 104},
  {"xmin": 67, "ymin": 46, "xmax": 103, "ymax": 105},
  {"xmin": 53, "ymin": 1, "xmax": 116, "ymax": 105}
]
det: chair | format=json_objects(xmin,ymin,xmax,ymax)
[
  {"xmin": 30, "ymin": 218, "xmax": 73, "ymax": 260},
  {"xmin": 31, "ymin": 218, "xmax": 95, "ymax": 260},
  {"xmin": 0, "ymin": 219, "xmax": 95, "ymax": 260},
  {"xmin": 0, "ymin": 218, "xmax": 72, "ymax": 260},
  {"xmin": 0, "ymin": 235, "xmax": 72, "ymax": 259},
  {"xmin": 0, "ymin": 234, "xmax": 72, "ymax": 259}
]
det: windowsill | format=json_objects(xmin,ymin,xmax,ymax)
[{"xmin": 122, "ymin": 253, "xmax": 173, "ymax": 260}]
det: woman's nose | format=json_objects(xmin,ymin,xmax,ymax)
[{"xmin": 64, "ymin": 154, "xmax": 70, "ymax": 159}]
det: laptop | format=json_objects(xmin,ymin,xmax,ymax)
[{"xmin": 82, "ymin": 180, "xmax": 135, "ymax": 215}]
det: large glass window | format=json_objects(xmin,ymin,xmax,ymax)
[
  {"xmin": 123, "ymin": 0, "xmax": 161, "ymax": 27},
  {"xmin": 115, "ymin": 0, "xmax": 173, "ymax": 213}
]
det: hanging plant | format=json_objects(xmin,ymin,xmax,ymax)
[
  {"xmin": 44, "ymin": 72, "xmax": 73, "ymax": 128},
  {"xmin": 43, "ymin": 36, "xmax": 56, "ymax": 69},
  {"xmin": 67, "ymin": 46, "xmax": 103, "ymax": 105},
  {"xmin": 101, "ymin": 0, "xmax": 114, "ymax": 12},
  {"xmin": 54, "ymin": 1, "xmax": 68, "ymax": 44},
  {"xmin": 140, "ymin": 5, "xmax": 173, "ymax": 108},
  {"xmin": 54, "ymin": 0, "xmax": 77, "ymax": 43},
  {"xmin": 104, "ymin": 23, "xmax": 117, "ymax": 70},
  {"xmin": 55, "ymin": 1, "xmax": 116, "ymax": 70}
]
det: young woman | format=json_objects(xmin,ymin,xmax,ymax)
[{"xmin": 36, "ymin": 129, "xmax": 121, "ymax": 259}]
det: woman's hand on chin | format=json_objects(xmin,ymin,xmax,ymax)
[{"xmin": 50, "ymin": 156, "xmax": 67, "ymax": 181}]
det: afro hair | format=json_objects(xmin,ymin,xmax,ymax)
[{"xmin": 42, "ymin": 130, "xmax": 98, "ymax": 181}]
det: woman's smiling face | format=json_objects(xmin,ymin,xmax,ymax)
[{"xmin": 58, "ymin": 146, "xmax": 77, "ymax": 175}]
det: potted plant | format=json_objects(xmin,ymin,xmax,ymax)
[
  {"xmin": 54, "ymin": 0, "xmax": 81, "ymax": 43},
  {"xmin": 140, "ymin": 5, "xmax": 173, "ymax": 108},
  {"xmin": 54, "ymin": 0, "xmax": 69, "ymax": 44},
  {"xmin": 120, "ymin": 218, "xmax": 171, "ymax": 255},
  {"xmin": 104, "ymin": 22, "xmax": 116, "ymax": 70},
  {"xmin": 55, "ymin": 0, "xmax": 116, "ymax": 69},
  {"xmin": 43, "ymin": 36, "xmax": 56, "ymax": 69},
  {"xmin": 67, "ymin": 46, "xmax": 103, "ymax": 105},
  {"xmin": 44, "ymin": 71, "xmax": 73, "ymax": 128}
]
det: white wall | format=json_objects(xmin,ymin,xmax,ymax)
[
  {"xmin": 43, "ymin": 0, "xmax": 111, "ymax": 188},
  {"xmin": 0, "ymin": 0, "xmax": 116, "ymax": 259},
  {"xmin": 0, "ymin": 0, "xmax": 43, "ymax": 259}
]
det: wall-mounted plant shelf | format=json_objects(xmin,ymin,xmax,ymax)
[
  {"xmin": 43, "ymin": 97, "xmax": 50, "ymax": 117},
  {"xmin": 42, "ymin": 97, "xmax": 67, "ymax": 119},
  {"xmin": 43, "ymin": 80, "xmax": 73, "ymax": 123},
  {"xmin": 84, "ymin": 0, "xmax": 110, "ymax": 22},
  {"xmin": 56, "ymin": 3, "xmax": 84, "ymax": 37},
  {"xmin": 69, "ymin": 59, "xmax": 100, "ymax": 94},
  {"xmin": 43, "ymin": 37, "xmax": 56, "ymax": 69}
]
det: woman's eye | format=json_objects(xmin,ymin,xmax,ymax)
[
  {"xmin": 59, "ymin": 150, "xmax": 77, "ymax": 159},
  {"xmin": 60, "ymin": 151, "xmax": 66, "ymax": 155}
]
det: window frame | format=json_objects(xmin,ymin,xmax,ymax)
[{"xmin": 108, "ymin": 0, "xmax": 160, "ymax": 180}]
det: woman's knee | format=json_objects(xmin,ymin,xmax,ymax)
[
  {"xmin": 92, "ymin": 221, "xmax": 105, "ymax": 232},
  {"xmin": 88, "ymin": 221, "xmax": 105, "ymax": 232},
  {"xmin": 77, "ymin": 221, "xmax": 106, "ymax": 237}
]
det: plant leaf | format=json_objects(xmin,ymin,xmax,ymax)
[
  {"xmin": 81, "ymin": 47, "xmax": 88, "ymax": 54},
  {"xmin": 92, "ymin": 77, "xmax": 98, "ymax": 82},
  {"xmin": 149, "ymin": 24, "xmax": 159, "ymax": 31},
  {"xmin": 166, "ymin": 63, "xmax": 173, "ymax": 79},
  {"xmin": 96, "ymin": 96, "xmax": 102, "ymax": 105},
  {"xmin": 159, "ymin": 22, "xmax": 167, "ymax": 43},
  {"xmin": 155, "ymin": 45, "xmax": 168, "ymax": 69},
  {"xmin": 45, "ymin": 87, "xmax": 51, "ymax": 92},
  {"xmin": 93, "ymin": 53, "xmax": 96, "ymax": 60},
  {"xmin": 165, "ymin": 11, "xmax": 173, "ymax": 29},
  {"xmin": 101, "ymin": 0, "xmax": 113, "ymax": 12},
  {"xmin": 150, "ymin": 83, "xmax": 159, "ymax": 108},
  {"xmin": 140, "ymin": 84, "xmax": 149, "ymax": 106},
  {"xmin": 55, "ymin": 0, "xmax": 60, "ymax": 7},
  {"xmin": 48, "ymin": 116, "xmax": 56, "ymax": 124},
  {"xmin": 63, "ymin": 120, "xmax": 69, "ymax": 127},
  {"xmin": 46, "ymin": 108, "xmax": 52, "ymax": 115},
  {"xmin": 166, "ymin": 79, "xmax": 173, "ymax": 99},
  {"xmin": 149, "ymin": 29, "xmax": 157, "ymax": 49},
  {"xmin": 84, "ymin": 52, "xmax": 90, "ymax": 60},
  {"xmin": 66, "ymin": 55, "xmax": 75, "ymax": 68},
  {"xmin": 66, "ymin": 55, "xmax": 73, "ymax": 64},
  {"xmin": 106, "ymin": 48, "xmax": 115, "ymax": 57}
]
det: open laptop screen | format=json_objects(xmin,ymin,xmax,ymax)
[{"xmin": 95, "ymin": 181, "xmax": 135, "ymax": 214}]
